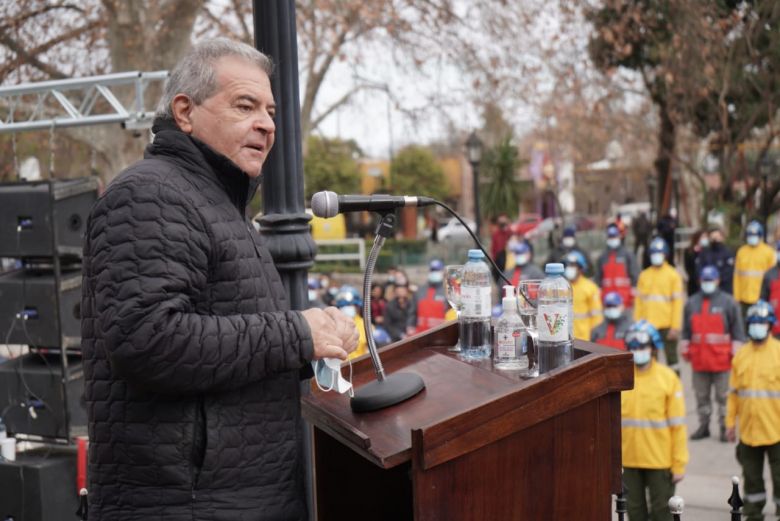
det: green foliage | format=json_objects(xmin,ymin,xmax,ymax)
[
  {"xmin": 480, "ymin": 137, "xmax": 525, "ymax": 220},
  {"xmin": 389, "ymin": 145, "xmax": 448, "ymax": 201},
  {"xmin": 303, "ymin": 136, "xmax": 362, "ymax": 201}
]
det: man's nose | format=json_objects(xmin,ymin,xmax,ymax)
[{"xmin": 254, "ymin": 111, "xmax": 275, "ymax": 134}]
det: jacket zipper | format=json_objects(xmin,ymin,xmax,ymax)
[{"xmin": 191, "ymin": 395, "xmax": 205, "ymax": 502}]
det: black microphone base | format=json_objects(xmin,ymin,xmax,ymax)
[{"xmin": 350, "ymin": 372, "xmax": 425, "ymax": 413}]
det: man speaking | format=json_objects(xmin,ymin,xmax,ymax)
[{"xmin": 81, "ymin": 38, "xmax": 358, "ymax": 520}]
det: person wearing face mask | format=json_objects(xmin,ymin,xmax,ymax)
[
  {"xmin": 695, "ymin": 226, "xmax": 735, "ymax": 295},
  {"xmin": 596, "ymin": 224, "xmax": 638, "ymax": 308},
  {"xmin": 683, "ymin": 229, "xmax": 707, "ymax": 296},
  {"xmin": 415, "ymin": 259, "xmax": 448, "ymax": 334},
  {"xmin": 734, "ymin": 220, "xmax": 776, "ymax": 317},
  {"xmin": 635, "ymin": 238, "xmax": 684, "ymax": 374},
  {"xmin": 621, "ymin": 320, "xmax": 688, "ymax": 521},
  {"xmin": 759, "ymin": 240, "xmax": 780, "ymax": 338},
  {"xmin": 336, "ymin": 286, "xmax": 368, "ymax": 360},
  {"xmin": 725, "ymin": 300, "xmax": 780, "ymax": 521},
  {"xmin": 307, "ymin": 277, "xmax": 326, "ymax": 308},
  {"xmin": 680, "ymin": 266, "xmax": 745, "ymax": 442},
  {"xmin": 504, "ymin": 240, "xmax": 544, "ymax": 285},
  {"xmin": 564, "ymin": 251, "xmax": 603, "ymax": 341},
  {"xmin": 384, "ymin": 284, "xmax": 418, "ymax": 342},
  {"xmin": 591, "ymin": 292, "xmax": 633, "ymax": 350},
  {"xmin": 547, "ymin": 225, "xmax": 591, "ymax": 276}
]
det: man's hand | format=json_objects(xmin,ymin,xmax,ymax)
[
  {"xmin": 667, "ymin": 329, "xmax": 680, "ymax": 341},
  {"xmin": 301, "ymin": 308, "xmax": 350, "ymax": 360},
  {"xmin": 726, "ymin": 427, "xmax": 737, "ymax": 443},
  {"xmin": 324, "ymin": 307, "xmax": 359, "ymax": 355},
  {"xmin": 672, "ymin": 473, "xmax": 685, "ymax": 484}
]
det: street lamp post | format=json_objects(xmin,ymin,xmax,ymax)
[
  {"xmin": 466, "ymin": 131, "xmax": 483, "ymax": 236},
  {"xmin": 760, "ymin": 156, "xmax": 772, "ymax": 226}
]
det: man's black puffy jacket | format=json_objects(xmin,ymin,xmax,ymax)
[{"xmin": 81, "ymin": 120, "xmax": 314, "ymax": 520}]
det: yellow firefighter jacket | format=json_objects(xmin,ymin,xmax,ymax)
[
  {"xmin": 733, "ymin": 242, "xmax": 775, "ymax": 305},
  {"xmin": 622, "ymin": 359, "xmax": 689, "ymax": 475},
  {"xmin": 571, "ymin": 275, "xmax": 603, "ymax": 341},
  {"xmin": 726, "ymin": 336, "xmax": 780, "ymax": 446},
  {"xmin": 635, "ymin": 262, "xmax": 683, "ymax": 330}
]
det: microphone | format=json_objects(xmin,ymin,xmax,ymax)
[{"xmin": 311, "ymin": 191, "xmax": 435, "ymax": 218}]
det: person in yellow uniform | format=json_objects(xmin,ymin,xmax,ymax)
[
  {"xmin": 734, "ymin": 220, "xmax": 776, "ymax": 317},
  {"xmin": 335, "ymin": 286, "xmax": 368, "ymax": 360},
  {"xmin": 635, "ymin": 237, "xmax": 684, "ymax": 373},
  {"xmin": 563, "ymin": 251, "xmax": 602, "ymax": 341},
  {"xmin": 622, "ymin": 320, "xmax": 688, "ymax": 521},
  {"xmin": 726, "ymin": 300, "xmax": 780, "ymax": 521}
]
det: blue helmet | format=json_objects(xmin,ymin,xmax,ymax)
[
  {"xmin": 625, "ymin": 320, "xmax": 664, "ymax": 350},
  {"xmin": 563, "ymin": 251, "xmax": 587, "ymax": 270},
  {"xmin": 335, "ymin": 285, "xmax": 362, "ymax": 309},
  {"xmin": 700, "ymin": 265, "xmax": 720, "ymax": 281},
  {"xmin": 563, "ymin": 225, "xmax": 577, "ymax": 238},
  {"xmin": 746, "ymin": 300, "xmax": 776, "ymax": 325},
  {"xmin": 606, "ymin": 224, "xmax": 620, "ymax": 238},
  {"xmin": 308, "ymin": 277, "xmax": 321, "ymax": 290},
  {"xmin": 372, "ymin": 326, "xmax": 392, "ymax": 346},
  {"xmin": 429, "ymin": 258, "xmax": 444, "ymax": 271},
  {"xmin": 648, "ymin": 237, "xmax": 669, "ymax": 255},
  {"xmin": 603, "ymin": 291, "xmax": 623, "ymax": 307},
  {"xmin": 746, "ymin": 220, "xmax": 764, "ymax": 237},
  {"xmin": 510, "ymin": 240, "xmax": 531, "ymax": 254}
]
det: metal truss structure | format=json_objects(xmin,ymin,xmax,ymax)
[{"xmin": 0, "ymin": 71, "xmax": 168, "ymax": 134}]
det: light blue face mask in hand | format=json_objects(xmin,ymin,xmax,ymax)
[{"xmin": 312, "ymin": 357, "xmax": 354, "ymax": 397}]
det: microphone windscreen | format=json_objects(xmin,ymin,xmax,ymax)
[{"xmin": 311, "ymin": 191, "xmax": 339, "ymax": 218}]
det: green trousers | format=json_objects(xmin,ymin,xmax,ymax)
[
  {"xmin": 657, "ymin": 328, "xmax": 679, "ymax": 373},
  {"xmin": 736, "ymin": 441, "xmax": 780, "ymax": 521},
  {"xmin": 623, "ymin": 467, "xmax": 675, "ymax": 521}
]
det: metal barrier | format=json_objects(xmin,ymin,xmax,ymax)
[{"xmin": 314, "ymin": 239, "xmax": 366, "ymax": 270}]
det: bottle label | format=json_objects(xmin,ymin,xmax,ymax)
[
  {"xmin": 538, "ymin": 304, "xmax": 568, "ymax": 342},
  {"xmin": 497, "ymin": 329, "xmax": 519, "ymax": 358},
  {"xmin": 461, "ymin": 285, "xmax": 491, "ymax": 317}
]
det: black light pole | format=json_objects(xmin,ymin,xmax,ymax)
[
  {"xmin": 760, "ymin": 156, "xmax": 771, "ymax": 227},
  {"xmin": 466, "ymin": 131, "xmax": 483, "ymax": 236},
  {"xmin": 252, "ymin": 2, "xmax": 317, "ymax": 517}
]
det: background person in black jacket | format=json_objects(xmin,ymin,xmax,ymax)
[{"xmin": 81, "ymin": 38, "xmax": 358, "ymax": 520}]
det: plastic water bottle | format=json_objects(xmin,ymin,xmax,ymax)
[
  {"xmin": 537, "ymin": 263, "xmax": 573, "ymax": 372},
  {"xmin": 494, "ymin": 285, "xmax": 529, "ymax": 371},
  {"xmin": 459, "ymin": 249, "xmax": 492, "ymax": 360}
]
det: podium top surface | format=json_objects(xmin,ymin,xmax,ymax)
[{"xmin": 302, "ymin": 322, "xmax": 633, "ymax": 470}]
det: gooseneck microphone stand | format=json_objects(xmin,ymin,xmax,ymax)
[{"xmin": 351, "ymin": 212, "xmax": 426, "ymax": 412}]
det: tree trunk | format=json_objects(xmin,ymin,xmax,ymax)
[{"xmin": 654, "ymin": 100, "xmax": 676, "ymax": 220}]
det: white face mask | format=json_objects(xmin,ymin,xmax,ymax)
[
  {"xmin": 562, "ymin": 237, "xmax": 575, "ymax": 248},
  {"xmin": 340, "ymin": 305, "xmax": 357, "ymax": 318},
  {"xmin": 701, "ymin": 281, "xmax": 718, "ymax": 294},
  {"xmin": 515, "ymin": 254, "xmax": 530, "ymax": 266},
  {"xmin": 308, "ymin": 290, "xmax": 318, "ymax": 302},
  {"xmin": 564, "ymin": 266, "xmax": 579, "ymax": 281},
  {"xmin": 747, "ymin": 235, "xmax": 760, "ymax": 246},
  {"xmin": 699, "ymin": 237, "xmax": 710, "ymax": 248},
  {"xmin": 312, "ymin": 357, "xmax": 353, "ymax": 396},
  {"xmin": 650, "ymin": 252, "xmax": 665, "ymax": 266},
  {"xmin": 748, "ymin": 323, "xmax": 770, "ymax": 342},
  {"xmin": 606, "ymin": 238, "xmax": 621, "ymax": 249},
  {"xmin": 632, "ymin": 348, "xmax": 652, "ymax": 366},
  {"xmin": 428, "ymin": 271, "xmax": 444, "ymax": 284},
  {"xmin": 604, "ymin": 307, "xmax": 623, "ymax": 321}
]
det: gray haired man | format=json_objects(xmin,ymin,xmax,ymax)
[{"xmin": 82, "ymin": 38, "xmax": 358, "ymax": 520}]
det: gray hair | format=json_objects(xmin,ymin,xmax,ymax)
[{"xmin": 155, "ymin": 37, "xmax": 273, "ymax": 119}]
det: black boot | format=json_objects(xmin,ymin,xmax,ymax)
[
  {"xmin": 719, "ymin": 425, "xmax": 728, "ymax": 442},
  {"xmin": 690, "ymin": 424, "xmax": 710, "ymax": 440}
]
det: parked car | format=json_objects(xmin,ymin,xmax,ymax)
[
  {"xmin": 512, "ymin": 214, "xmax": 542, "ymax": 237},
  {"xmin": 566, "ymin": 214, "xmax": 596, "ymax": 232},
  {"xmin": 438, "ymin": 217, "xmax": 476, "ymax": 241}
]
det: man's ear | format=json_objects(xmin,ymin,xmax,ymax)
[{"xmin": 171, "ymin": 94, "xmax": 195, "ymax": 133}]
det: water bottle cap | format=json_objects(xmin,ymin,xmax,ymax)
[
  {"xmin": 467, "ymin": 249, "xmax": 485, "ymax": 259},
  {"xmin": 545, "ymin": 262, "xmax": 564, "ymax": 275}
]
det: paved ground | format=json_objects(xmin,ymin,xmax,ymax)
[{"xmin": 613, "ymin": 358, "xmax": 776, "ymax": 520}]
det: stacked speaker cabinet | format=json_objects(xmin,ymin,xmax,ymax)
[{"xmin": 0, "ymin": 178, "xmax": 97, "ymax": 442}]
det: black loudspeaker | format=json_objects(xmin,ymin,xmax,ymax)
[
  {"xmin": 0, "ymin": 448, "xmax": 77, "ymax": 521},
  {"xmin": 0, "ymin": 354, "xmax": 85, "ymax": 440},
  {"xmin": 0, "ymin": 268, "xmax": 82, "ymax": 349},
  {"xmin": 0, "ymin": 178, "xmax": 97, "ymax": 257}
]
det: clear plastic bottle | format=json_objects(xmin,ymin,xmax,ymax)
[
  {"xmin": 494, "ymin": 285, "xmax": 529, "ymax": 370},
  {"xmin": 459, "ymin": 249, "xmax": 492, "ymax": 360},
  {"xmin": 536, "ymin": 263, "xmax": 573, "ymax": 373}
]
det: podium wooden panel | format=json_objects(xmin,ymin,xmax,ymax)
[{"xmin": 302, "ymin": 321, "xmax": 633, "ymax": 520}]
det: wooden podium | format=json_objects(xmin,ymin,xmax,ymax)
[{"xmin": 302, "ymin": 322, "xmax": 633, "ymax": 520}]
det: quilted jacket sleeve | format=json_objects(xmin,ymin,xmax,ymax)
[{"xmin": 86, "ymin": 179, "xmax": 314, "ymax": 395}]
